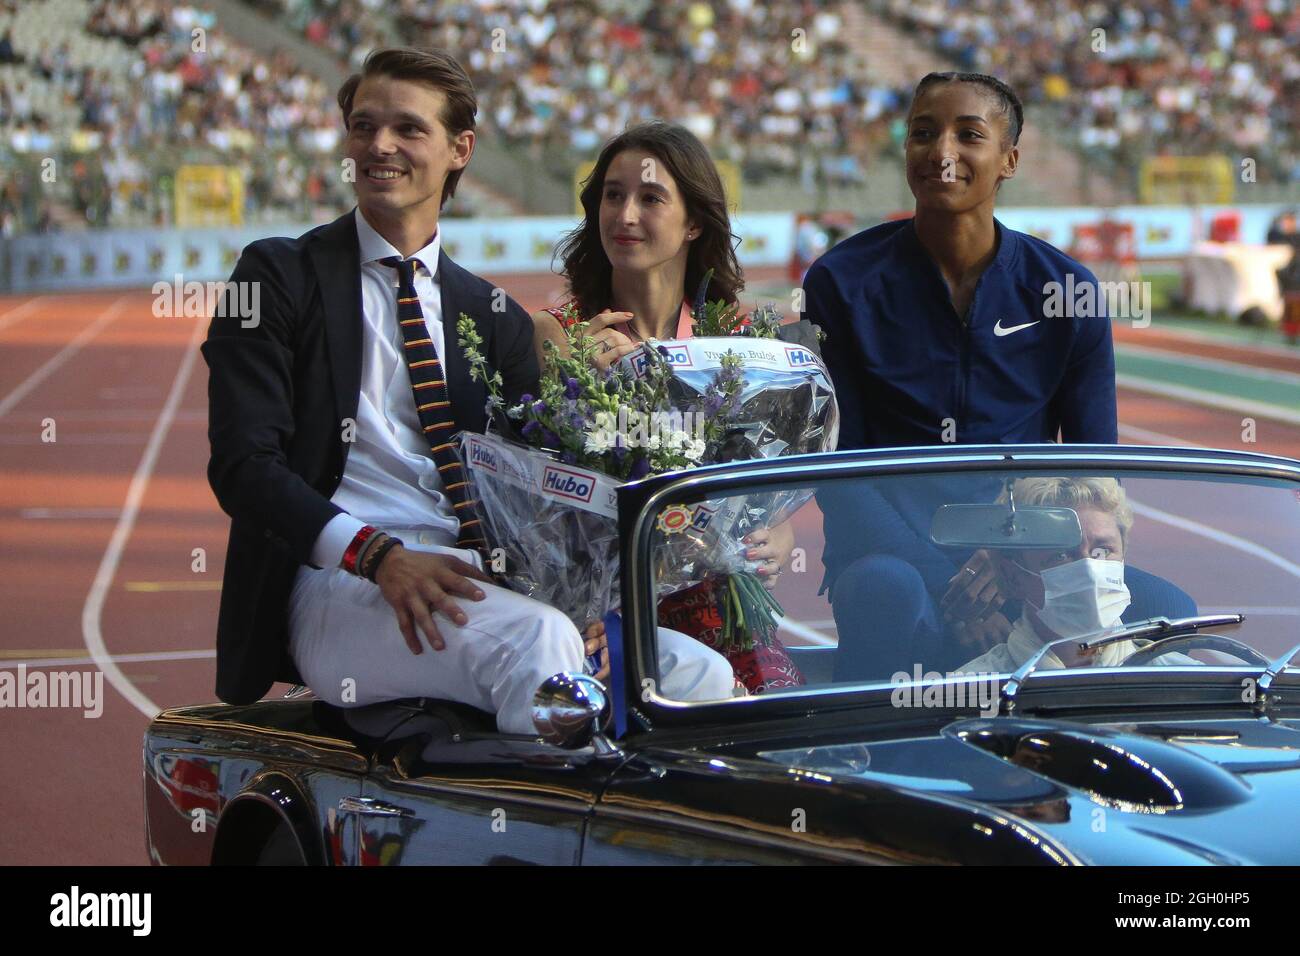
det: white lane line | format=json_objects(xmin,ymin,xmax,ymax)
[
  {"xmin": 0, "ymin": 649, "xmax": 215, "ymax": 669},
  {"xmin": 0, "ymin": 296, "xmax": 130, "ymax": 419},
  {"xmin": 82, "ymin": 316, "xmax": 206, "ymax": 720},
  {"xmin": 1139, "ymin": 325, "xmax": 1300, "ymax": 360},
  {"xmin": 21, "ymin": 507, "xmax": 123, "ymax": 519},
  {"xmin": 778, "ymin": 616, "xmax": 838, "ymax": 647},
  {"xmin": 1129, "ymin": 500, "xmax": 1300, "ymax": 581},
  {"xmin": 0, "ymin": 296, "xmax": 47, "ymax": 334},
  {"xmin": 1118, "ymin": 423, "xmax": 1194, "ymax": 446},
  {"xmin": 1117, "ymin": 342, "xmax": 1300, "ymax": 386},
  {"xmin": 1116, "ymin": 373, "xmax": 1300, "ymax": 426}
]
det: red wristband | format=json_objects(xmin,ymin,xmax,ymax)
[{"xmin": 342, "ymin": 525, "xmax": 379, "ymax": 575}]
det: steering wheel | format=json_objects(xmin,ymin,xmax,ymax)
[{"xmin": 1119, "ymin": 633, "xmax": 1269, "ymax": 667}]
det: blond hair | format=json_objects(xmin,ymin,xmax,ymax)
[{"xmin": 1001, "ymin": 477, "xmax": 1134, "ymax": 547}]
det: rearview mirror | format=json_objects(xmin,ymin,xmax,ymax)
[{"xmin": 930, "ymin": 504, "xmax": 1083, "ymax": 550}]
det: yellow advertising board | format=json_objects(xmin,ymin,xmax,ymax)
[
  {"xmin": 175, "ymin": 165, "xmax": 244, "ymax": 227},
  {"xmin": 1139, "ymin": 156, "xmax": 1234, "ymax": 205}
]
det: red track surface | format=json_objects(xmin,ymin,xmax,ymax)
[{"xmin": 2, "ymin": 278, "xmax": 1298, "ymax": 865}]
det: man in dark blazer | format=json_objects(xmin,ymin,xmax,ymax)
[{"xmin": 202, "ymin": 48, "xmax": 732, "ymax": 732}]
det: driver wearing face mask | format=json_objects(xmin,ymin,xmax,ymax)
[{"xmin": 958, "ymin": 477, "xmax": 1197, "ymax": 673}]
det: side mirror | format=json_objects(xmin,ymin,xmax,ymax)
[
  {"xmin": 532, "ymin": 673, "xmax": 611, "ymax": 750},
  {"xmin": 931, "ymin": 504, "xmax": 1083, "ymax": 550}
]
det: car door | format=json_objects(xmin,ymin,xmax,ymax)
[
  {"xmin": 584, "ymin": 747, "xmax": 868, "ymax": 865},
  {"xmin": 349, "ymin": 712, "xmax": 618, "ymax": 865}
]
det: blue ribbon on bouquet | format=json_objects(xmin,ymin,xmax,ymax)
[{"xmin": 603, "ymin": 609, "xmax": 628, "ymax": 738}]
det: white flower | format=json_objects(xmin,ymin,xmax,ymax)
[
  {"xmin": 668, "ymin": 429, "xmax": 691, "ymax": 450},
  {"xmin": 584, "ymin": 429, "xmax": 614, "ymax": 454},
  {"xmin": 647, "ymin": 434, "xmax": 663, "ymax": 451},
  {"xmin": 683, "ymin": 438, "xmax": 707, "ymax": 461}
]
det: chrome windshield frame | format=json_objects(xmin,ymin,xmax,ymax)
[{"xmin": 618, "ymin": 444, "xmax": 1300, "ymax": 731}]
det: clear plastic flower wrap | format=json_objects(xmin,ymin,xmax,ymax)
[
  {"xmin": 620, "ymin": 337, "xmax": 839, "ymax": 463},
  {"xmin": 459, "ymin": 337, "xmax": 839, "ymax": 628},
  {"xmin": 460, "ymin": 431, "xmax": 623, "ymax": 629}
]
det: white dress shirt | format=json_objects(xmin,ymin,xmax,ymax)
[{"xmin": 309, "ymin": 208, "xmax": 461, "ymax": 569}]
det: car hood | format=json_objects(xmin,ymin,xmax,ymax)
[{"xmin": 721, "ymin": 714, "xmax": 1300, "ymax": 864}]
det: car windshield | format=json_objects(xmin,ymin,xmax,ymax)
[{"xmin": 644, "ymin": 465, "xmax": 1300, "ymax": 702}]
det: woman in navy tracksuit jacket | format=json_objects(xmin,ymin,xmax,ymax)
[{"xmin": 804, "ymin": 72, "xmax": 1189, "ymax": 681}]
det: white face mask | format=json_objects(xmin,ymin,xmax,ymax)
[{"xmin": 1021, "ymin": 557, "xmax": 1131, "ymax": 638}]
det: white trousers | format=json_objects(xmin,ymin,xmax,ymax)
[{"xmin": 287, "ymin": 537, "xmax": 734, "ymax": 734}]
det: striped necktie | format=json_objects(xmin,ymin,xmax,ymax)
[{"xmin": 379, "ymin": 255, "xmax": 486, "ymax": 553}]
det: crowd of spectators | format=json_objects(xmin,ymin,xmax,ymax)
[
  {"xmin": 3, "ymin": 0, "xmax": 1296, "ymax": 235},
  {"xmin": 381, "ymin": 0, "xmax": 911, "ymax": 188},
  {"xmin": 1, "ymin": 0, "xmax": 356, "ymax": 233},
  {"xmin": 871, "ymin": 0, "xmax": 1300, "ymax": 184},
  {"xmin": 250, "ymin": 0, "xmax": 916, "ymax": 189},
  {"xmin": 270, "ymin": 0, "xmax": 1299, "ymax": 190}
]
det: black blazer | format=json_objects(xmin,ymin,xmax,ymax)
[{"xmin": 201, "ymin": 209, "xmax": 539, "ymax": 705}]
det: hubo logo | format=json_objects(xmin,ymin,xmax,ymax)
[
  {"xmin": 690, "ymin": 504, "xmax": 716, "ymax": 531},
  {"xmin": 543, "ymin": 466, "xmax": 595, "ymax": 503},
  {"xmin": 468, "ymin": 438, "xmax": 498, "ymax": 473},
  {"xmin": 658, "ymin": 344, "xmax": 693, "ymax": 367},
  {"xmin": 785, "ymin": 346, "xmax": 818, "ymax": 368},
  {"xmin": 633, "ymin": 345, "xmax": 693, "ymax": 378},
  {"xmin": 50, "ymin": 886, "xmax": 151, "ymax": 936}
]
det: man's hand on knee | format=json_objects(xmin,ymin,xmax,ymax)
[{"xmin": 373, "ymin": 546, "xmax": 493, "ymax": 654}]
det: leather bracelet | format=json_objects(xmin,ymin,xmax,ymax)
[
  {"xmin": 354, "ymin": 531, "xmax": 387, "ymax": 577},
  {"xmin": 342, "ymin": 525, "xmax": 379, "ymax": 575},
  {"xmin": 363, "ymin": 535, "xmax": 404, "ymax": 583}
]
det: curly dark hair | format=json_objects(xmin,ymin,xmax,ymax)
[{"xmin": 556, "ymin": 122, "xmax": 743, "ymax": 318}]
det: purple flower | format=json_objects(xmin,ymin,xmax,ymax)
[
  {"xmin": 532, "ymin": 399, "xmax": 548, "ymax": 415},
  {"xmin": 541, "ymin": 428, "xmax": 561, "ymax": 447},
  {"xmin": 520, "ymin": 393, "xmax": 533, "ymax": 405},
  {"xmin": 564, "ymin": 377, "xmax": 581, "ymax": 400},
  {"xmin": 560, "ymin": 450, "xmax": 578, "ymax": 465},
  {"xmin": 656, "ymin": 345, "xmax": 670, "ymax": 356},
  {"xmin": 628, "ymin": 456, "xmax": 651, "ymax": 480},
  {"xmin": 521, "ymin": 420, "xmax": 540, "ymax": 439}
]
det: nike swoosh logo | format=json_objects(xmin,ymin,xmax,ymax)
[{"xmin": 993, "ymin": 318, "xmax": 1041, "ymax": 337}]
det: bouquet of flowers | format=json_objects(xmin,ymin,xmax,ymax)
[{"xmin": 456, "ymin": 282, "xmax": 838, "ymax": 659}]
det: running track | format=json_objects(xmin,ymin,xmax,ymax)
[{"xmin": 2, "ymin": 274, "xmax": 1299, "ymax": 865}]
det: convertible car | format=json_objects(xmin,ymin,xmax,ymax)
[{"xmin": 144, "ymin": 444, "xmax": 1300, "ymax": 864}]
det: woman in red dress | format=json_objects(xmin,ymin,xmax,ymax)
[{"xmin": 532, "ymin": 122, "xmax": 804, "ymax": 693}]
